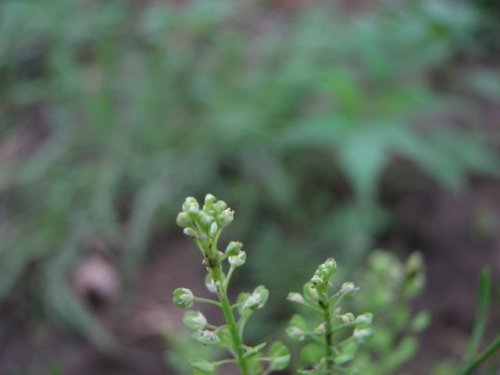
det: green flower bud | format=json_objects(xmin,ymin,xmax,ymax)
[
  {"xmin": 182, "ymin": 197, "xmax": 199, "ymax": 212},
  {"xmin": 310, "ymin": 258, "xmax": 337, "ymax": 286},
  {"xmin": 183, "ymin": 311, "xmax": 208, "ymax": 330},
  {"xmin": 339, "ymin": 282, "xmax": 359, "ymax": 295},
  {"xmin": 314, "ymin": 322, "xmax": 326, "ymax": 334},
  {"xmin": 176, "ymin": 212, "xmax": 191, "ymax": 227},
  {"xmin": 173, "ymin": 287, "xmax": 194, "ymax": 309},
  {"xmin": 225, "ymin": 241, "xmax": 243, "ymax": 257},
  {"xmin": 217, "ymin": 209, "xmax": 234, "ymax": 227},
  {"xmin": 242, "ymin": 285, "xmax": 268, "ymax": 310},
  {"xmin": 228, "ymin": 251, "xmax": 246, "ymax": 267},
  {"xmin": 340, "ymin": 313, "xmax": 355, "ymax": 324},
  {"xmin": 183, "ymin": 227, "xmax": 198, "ymax": 238},
  {"xmin": 209, "ymin": 222, "xmax": 218, "ymax": 237},
  {"xmin": 204, "ymin": 274, "xmax": 217, "ymax": 294},
  {"xmin": 287, "ymin": 292, "xmax": 305, "ymax": 304},
  {"xmin": 286, "ymin": 326, "xmax": 306, "ymax": 341},
  {"xmin": 214, "ymin": 200, "xmax": 228, "ymax": 212},
  {"xmin": 192, "ymin": 330, "xmax": 220, "ymax": 345},
  {"xmin": 354, "ymin": 313, "xmax": 373, "ymax": 328},
  {"xmin": 303, "ymin": 282, "xmax": 319, "ymax": 302},
  {"xmin": 199, "ymin": 211, "xmax": 213, "ymax": 226},
  {"xmin": 204, "ymin": 194, "xmax": 217, "ymax": 207}
]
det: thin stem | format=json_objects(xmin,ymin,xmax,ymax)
[
  {"xmin": 459, "ymin": 336, "xmax": 500, "ymax": 375},
  {"xmin": 238, "ymin": 312, "xmax": 251, "ymax": 339},
  {"xmin": 304, "ymin": 301, "xmax": 324, "ymax": 314},
  {"xmin": 211, "ymin": 263, "xmax": 249, "ymax": 375},
  {"xmin": 320, "ymin": 292, "xmax": 334, "ymax": 375},
  {"xmin": 193, "ymin": 297, "xmax": 221, "ymax": 307},
  {"xmin": 214, "ymin": 358, "xmax": 238, "ymax": 366},
  {"xmin": 335, "ymin": 335, "xmax": 355, "ymax": 348},
  {"xmin": 330, "ymin": 294, "xmax": 345, "ymax": 311},
  {"xmin": 224, "ymin": 265, "xmax": 236, "ymax": 291},
  {"xmin": 332, "ymin": 323, "xmax": 353, "ymax": 332}
]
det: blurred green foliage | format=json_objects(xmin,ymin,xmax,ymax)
[
  {"xmin": 351, "ymin": 251, "xmax": 428, "ymax": 374},
  {"xmin": 0, "ymin": 0, "xmax": 498, "ymax": 351}
]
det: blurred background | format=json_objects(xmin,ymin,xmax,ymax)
[{"xmin": 0, "ymin": 0, "xmax": 499, "ymax": 374}]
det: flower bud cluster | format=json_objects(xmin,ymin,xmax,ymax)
[
  {"xmin": 176, "ymin": 194, "xmax": 235, "ymax": 256},
  {"xmin": 287, "ymin": 258, "xmax": 372, "ymax": 373},
  {"xmin": 310, "ymin": 258, "xmax": 337, "ymax": 288}
]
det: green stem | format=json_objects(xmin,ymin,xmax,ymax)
[
  {"xmin": 211, "ymin": 263, "xmax": 249, "ymax": 375},
  {"xmin": 224, "ymin": 265, "xmax": 236, "ymax": 290},
  {"xmin": 194, "ymin": 297, "xmax": 221, "ymax": 307},
  {"xmin": 238, "ymin": 312, "xmax": 251, "ymax": 339},
  {"xmin": 459, "ymin": 337, "xmax": 500, "ymax": 375},
  {"xmin": 320, "ymin": 293, "xmax": 334, "ymax": 375}
]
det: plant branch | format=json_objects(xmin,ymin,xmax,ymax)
[{"xmin": 211, "ymin": 263, "xmax": 249, "ymax": 375}]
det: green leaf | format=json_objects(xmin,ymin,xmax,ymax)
[
  {"xmin": 287, "ymin": 314, "xmax": 309, "ymax": 341},
  {"xmin": 242, "ymin": 342, "xmax": 267, "ymax": 358},
  {"xmin": 460, "ymin": 269, "xmax": 491, "ymax": 368},
  {"xmin": 216, "ymin": 325, "xmax": 233, "ymax": 349},
  {"xmin": 336, "ymin": 126, "xmax": 391, "ymax": 201},
  {"xmin": 300, "ymin": 343, "xmax": 324, "ymax": 365},
  {"xmin": 335, "ymin": 341, "xmax": 358, "ymax": 364},
  {"xmin": 191, "ymin": 359, "xmax": 216, "ymax": 373},
  {"xmin": 268, "ymin": 341, "xmax": 291, "ymax": 370},
  {"xmin": 410, "ymin": 311, "xmax": 430, "ymax": 332}
]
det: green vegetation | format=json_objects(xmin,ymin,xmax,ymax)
[
  {"xmin": 171, "ymin": 194, "xmax": 499, "ymax": 374},
  {"xmin": 0, "ymin": 0, "xmax": 499, "ymax": 372}
]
